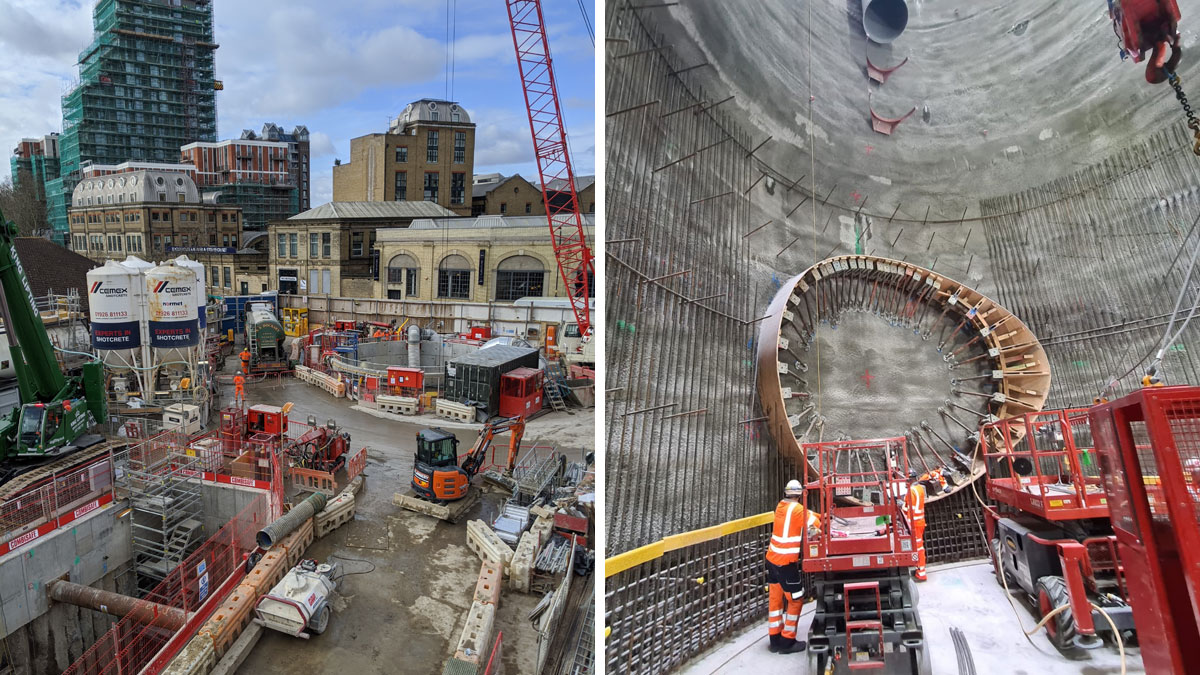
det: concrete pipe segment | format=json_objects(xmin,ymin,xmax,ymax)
[
  {"xmin": 48, "ymin": 579, "xmax": 188, "ymax": 630},
  {"xmin": 755, "ymin": 255, "xmax": 1050, "ymax": 498},
  {"xmin": 863, "ymin": 0, "xmax": 908, "ymax": 44},
  {"xmin": 257, "ymin": 491, "xmax": 327, "ymax": 549}
]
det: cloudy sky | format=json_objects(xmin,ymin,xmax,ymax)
[{"xmin": 0, "ymin": 0, "xmax": 597, "ymax": 205}]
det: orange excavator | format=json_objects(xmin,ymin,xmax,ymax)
[{"xmin": 393, "ymin": 416, "xmax": 526, "ymax": 522}]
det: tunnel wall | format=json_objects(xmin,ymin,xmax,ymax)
[
  {"xmin": 605, "ymin": 3, "xmax": 792, "ymax": 556},
  {"xmin": 0, "ymin": 502, "xmax": 132, "ymax": 674},
  {"xmin": 982, "ymin": 122, "xmax": 1200, "ymax": 406},
  {"xmin": 199, "ymin": 482, "xmax": 265, "ymax": 537}
]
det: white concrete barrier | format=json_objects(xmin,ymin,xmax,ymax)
[
  {"xmin": 466, "ymin": 519, "xmax": 514, "ymax": 573},
  {"xmin": 436, "ymin": 399, "xmax": 475, "ymax": 422},
  {"xmin": 377, "ymin": 394, "xmax": 419, "ymax": 415}
]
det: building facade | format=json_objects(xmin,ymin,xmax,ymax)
[
  {"xmin": 471, "ymin": 173, "xmax": 597, "ymax": 217},
  {"xmin": 374, "ymin": 214, "xmax": 597, "ymax": 303},
  {"xmin": 243, "ymin": 123, "xmax": 311, "ymax": 211},
  {"xmin": 332, "ymin": 99, "xmax": 475, "ymax": 216},
  {"xmin": 181, "ymin": 138, "xmax": 298, "ymax": 230},
  {"xmin": 46, "ymin": 0, "xmax": 219, "ymax": 241},
  {"xmin": 67, "ymin": 170, "xmax": 241, "ymax": 262},
  {"xmin": 268, "ymin": 201, "xmax": 457, "ymax": 298},
  {"xmin": 175, "ymin": 232, "xmax": 270, "ymax": 297},
  {"xmin": 10, "ymin": 135, "xmax": 60, "ymax": 201}
]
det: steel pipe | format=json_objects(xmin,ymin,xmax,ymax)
[
  {"xmin": 863, "ymin": 0, "xmax": 908, "ymax": 44},
  {"xmin": 257, "ymin": 491, "xmax": 327, "ymax": 548},
  {"xmin": 48, "ymin": 580, "xmax": 187, "ymax": 630}
]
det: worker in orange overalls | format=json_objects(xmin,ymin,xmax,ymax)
[
  {"xmin": 903, "ymin": 470, "xmax": 950, "ymax": 581},
  {"xmin": 233, "ymin": 370, "xmax": 246, "ymax": 406},
  {"xmin": 240, "ymin": 347, "xmax": 251, "ymax": 375},
  {"xmin": 765, "ymin": 479, "xmax": 821, "ymax": 654}
]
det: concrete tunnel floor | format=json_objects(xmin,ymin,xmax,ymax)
[
  {"xmin": 679, "ymin": 561, "xmax": 1144, "ymax": 675},
  {"xmin": 210, "ymin": 368, "xmax": 593, "ymax": 675}
]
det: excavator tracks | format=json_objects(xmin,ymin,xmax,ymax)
[{"xmin": 0, "ymin": 439, "xmax": 128, "ymax": 502}]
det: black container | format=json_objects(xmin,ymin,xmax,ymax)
[{"xmin": 445, "ymin": 346, "xmax": 539, "ymax": 416}]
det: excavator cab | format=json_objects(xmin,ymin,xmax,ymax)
[{"xmin": 411, "ymin": 429, "xmax": 469, "ymax": 501}]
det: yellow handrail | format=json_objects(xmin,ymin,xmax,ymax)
[{"xmin": 605, "ymin": 511, "xmax": 773, "ymax": 578}]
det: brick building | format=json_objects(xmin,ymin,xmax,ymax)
[
  {"xmin": 240, "ymin": 123, "xmax": 312, "ymax": 211},
  {"xmin": 332, "ymin": 99, "xmax": 475, "ymax": 216},
  {"xmin": 181, "ymin": 138, "xmax": 298, "ymax": 230},
  {"xmin": 375, "ymin": 214, "xmax": 596, "ymax": 303},
  {"xmin": 268, "ymin": 200, "xmax": 457, "ymax": 298},
  {"xmin": 472, "ymin": 173, "xmax": 596, "ymax": 216},
  {"xmin": 67, "ymin": 169, "xmax": 241, "ymax": 262}
]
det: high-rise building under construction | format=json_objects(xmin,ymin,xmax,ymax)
[{"xmin": 43, "ymin": 0, "xmax": 219, "ymax": 242}]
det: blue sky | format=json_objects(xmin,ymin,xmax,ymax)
[{"xmin": 0, "ymin": 0, "xmax": 597, "ymax": 205}]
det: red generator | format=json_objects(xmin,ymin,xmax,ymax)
[
  {"xmin": 1090, "ymin": 385, "xmax": 1200, "ymax": 674},
  {"xmin": 500, "ymin": 367, "xmax": 544, "ymax": 418},
  {"xmin": 334, "ymin": 320, "xmax": 357, "ymax": 331},
  {"xmin": 247, "ymin": 404, "xmax": 289, "ymax": 437},
  {"xmin": 387, "ymin": 366, "xmax": 424, "ymax": 395},
  {"xmin": 468, "ymin": 325, "xmax": 492, "ymax": 341}
]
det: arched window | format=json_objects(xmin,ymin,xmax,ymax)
[
  {"xmin": 496, "ymin": 255, "xmax": 545, "ymax": 301},
  {"xmin": 387, "ymin": 253, "xmax": 419, "ymax": 299},
  {"xmin": 437, "ymin": 254, "xmax": 471, "ymax": 299}
]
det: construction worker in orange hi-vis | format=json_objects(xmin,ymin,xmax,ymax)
[
  {"xmin": 765, "ymin": 479, "xmax": 821, "ymax": 654},
  {"xmin": 240, "ymin": 347, "xmax": 251, "ymax": 374},
  {"xmin": 904, "ymin": 470, "xmax": 950, "ymax": 581},
  {"xmin": 233, "ymin": 371, "xmax": 246, "ymax": 406}
]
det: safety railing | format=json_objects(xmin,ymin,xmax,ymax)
[
  {"xmin": 0, "ymin": 449, "xmax": 122, "ymax": 556},
  {"xmin": 63, "ymin": 492, "xmax": 268, "ymax": 675},
  {"xmin": 484, "ymin": 631, "xmax": 504, "ymax": 675},
  {"xmin": 982, "ymin": 408, "xmax": 1110, "ymax": 520},
  {"xmin": 604, "ymin": 512, "xmax": 775, "ymax": 674}
]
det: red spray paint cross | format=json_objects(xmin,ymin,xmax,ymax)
[{"xmin": 861, "ymin": 369, "xmax": 875, "ymax": 388}]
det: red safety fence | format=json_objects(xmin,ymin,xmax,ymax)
[
  {"xmin": 484, "ymin": 631, "xmax": 504, "ymax": 675},
  {"xmin": 63, "ymin": 492, "xmax": 268, "ymax": 675},
  {"xmin": 0, "ymin": 451, "xmax": 118, "ymax": 555}
]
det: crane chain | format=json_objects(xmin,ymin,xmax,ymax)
[{"xmin": 1166, "ymin": 69, "xmax": 1200, "ymax": 156}]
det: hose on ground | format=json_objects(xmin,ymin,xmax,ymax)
[{"xmin": 256, "ymin": 491, "xmax": 327, "ymax": 548}]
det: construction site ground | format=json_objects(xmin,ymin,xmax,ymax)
[
  {"xmin": 680, "ymin": 561, "xmax": 1143, "ymax": 675},
  {"xmin": 223, "ymin": 368, "xmax": 593, "ymax": 674}
]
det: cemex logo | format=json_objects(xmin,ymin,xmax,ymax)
[
  {"xmin": 90, "ymin": 282, "xmax": 128, "ymax": 296},
  {"xmin": 153, "ymin": 280, "xmax": 170, "ymax": 293}
]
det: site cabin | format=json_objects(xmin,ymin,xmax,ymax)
[
  {"xmin": 499, "ymin": 367, "xmax": 544, "ymax": 418},
  {"xmin": 386, "ymin": 366, "xmax": 423, "ymax": 395}
]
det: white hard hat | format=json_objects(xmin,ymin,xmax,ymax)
[{"xmin": 784, "ymin": 479, "xmax": 804, "ymax": 496}]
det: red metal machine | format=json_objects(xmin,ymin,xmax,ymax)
[
  {"xmin": 800, "ymin": 437, "xmax": 929, "ymax": 673},
  {"xmin": 1109, "ymin": 0, "xmax": 1182, "ymax": 82},
  {"xmin": 982, "ymin": 408, "xmax": 1134, "ymax": 653},
  {"xmin": 1089, "ymin": 385, "xmax": 1200, "ymax": 674},
  {"xmin": 285, "ymin": 416, "xmax": 350, "ymax": 474},
  {"xmin": 499, "ymin": 367, "xmax": 544, "ymax": 418},
  {"xmin": 504, "ymin": 0, "xmax": 593, "ymax": 338},
  {"xmin": 386, "ymin": 366, "xmax": 423, "ymax": 396}
]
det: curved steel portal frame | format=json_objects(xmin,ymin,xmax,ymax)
[{"xmin": 756, "ymin": 255, "xmax": 1051, "ymax": 496}]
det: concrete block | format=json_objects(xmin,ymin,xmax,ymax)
[
  {"xmin": 377, "ymin": 394, "xmax": 419, "ymax": 415},
  {"xmin": 161, "ymin": 630, "xmax": 216, "ymax": 675},
  {"xmin": 530, "ymin": 515, "xmax": 554, "ymax": 549},
  {"xmin": 465, "ymin": 520, "xmax": 513, "ymax": 573},
  {"xmin": 472, "ymin": 561, "xmax": 502, "ymax": 607},
  {"xmin": 529, "ymin": 504, "xmax": 556, "ymax": 520},
  {"xmin": 509, "ymin": 531, "xmax": 538, "ymax": 593},
  {"xmin": 436, "ymin": 399, "xmax": 474, "ymax": 422},
  {"xmin": 314, "ymin": 492, "xmax": 356, "ymax": 538},
  {"xmin": 210, "ymin": 622, "xmax": 262, "ymax": 675},
  {"xmin": 453, "ymin": 601, "xmax": 496, "ymax": 665}
]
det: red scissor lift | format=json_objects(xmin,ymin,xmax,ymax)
[
  {"xmin": 1089, "ymin": 385, "xmax": 1200, "ymax": 674},
  {"xmin": 982, "ymin": 408, "xmax": 1135, "ymax": 653},
  {"xmin": 802, "ymin": 437, "xmax": 930, "ymax": 674}
]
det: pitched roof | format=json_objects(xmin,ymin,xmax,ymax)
[
  {"xmin": 543, "ymin": 175, "xmax": 595, "ymax": 192},
  {"xmin": 288, "ymin": 201, "xmax": 458, "ymax": 221},
  {"xmin": 14, "ymin": 238, "xmax": 96, "ymax": 314},
  {"xmin": 472, "ymin": 173, "xmax": 536, "ymax": 199}
]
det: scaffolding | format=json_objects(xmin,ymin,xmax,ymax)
[
  {"xmin": 126, "ymin": 433, "xmax": 206, "ymax": 593},
  {"xmin": 208, "ymin": 182, "xmax": 300, "ymax": 231},
  {"xmin": 48, "ymin": 0, "xmax": 218, "ymax": 238}
]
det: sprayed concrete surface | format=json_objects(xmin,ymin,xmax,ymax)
[
  {"xmin": 226, "ymin": 373, "xmax": 590, "ymax": 674},
  {"xmin": 680, "ymin": 561, "xmax": 1143, "ymax": 675}
]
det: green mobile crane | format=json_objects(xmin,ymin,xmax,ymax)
[{"xmin": 0, "ymin": 208, "xmax": 105, "ymax": 468}]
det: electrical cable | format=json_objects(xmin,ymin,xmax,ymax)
[
  {"xmin": 575, "ymin": 0, "xmax": 595, "ymax": 46},
  {"xmin": 329, "ymin": 553, "xmax": 377, "ymax": 580}
]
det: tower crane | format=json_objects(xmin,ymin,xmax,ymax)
[{"xmin": 504, "ymin": 0, "xmax": 594, "ymax": 339}]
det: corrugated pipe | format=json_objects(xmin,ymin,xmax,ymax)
[
  {"xmin": 864, "ymin": 0, "xmax": 908, "ymax": 43},
  {"xmin": 256, "ymin": 491, "xmax": 327, "ymax": 549},
  {"xmin": 48, "ymin": 579, "xmax": 187, "ymax": 630}
]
